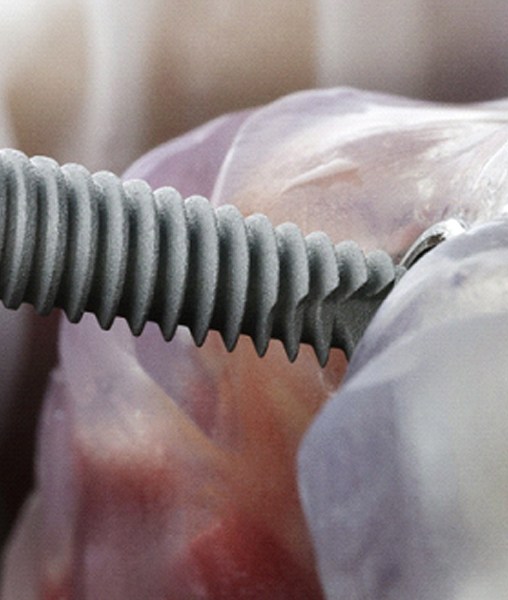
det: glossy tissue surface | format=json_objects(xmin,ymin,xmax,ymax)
[{"xmin": 3, "ymin": 88, "xmax": 508, "ymax": 598}]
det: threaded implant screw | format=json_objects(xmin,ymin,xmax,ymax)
[{"xmin": 0, "ymin": 149, "xmax": 403, "ymax": 365}]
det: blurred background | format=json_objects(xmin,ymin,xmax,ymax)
[
  {"xmin": 1, "ymin": 0, "xmax": 508, "ymax": 175},
  {"xmin": 0, "ymin": 0, "xmax": 508, "ymax": 547}
]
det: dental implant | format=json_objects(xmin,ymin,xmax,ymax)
[{"xmin": 0, "ymin": 149, "xmax": 407, "ymax": 365}]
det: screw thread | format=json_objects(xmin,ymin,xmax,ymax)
[{"xmin": 0, "ymin": 149, "xmax": 402, "ymax": 364}]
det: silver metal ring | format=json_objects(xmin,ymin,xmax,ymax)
[{"xmin": 400, "ymin": 218, "xmax": 468, "ymax": 269}]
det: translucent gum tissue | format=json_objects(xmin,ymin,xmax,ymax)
[{"xmin": 299, "ymin": 219, "xmax": 508, "ymax": 599}]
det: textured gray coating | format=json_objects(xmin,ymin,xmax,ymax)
[{"xmin": 0, "ymin": 149, "xmax": 403, "ymax": 365}]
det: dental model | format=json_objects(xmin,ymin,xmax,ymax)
[{"xmin": 2, "ymin": 87, "xmax": 508, "ymax": 599}]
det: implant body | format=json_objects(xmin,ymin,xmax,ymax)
[{"xmin": 0, "ymin": 149, "xmax": 402, "ymax": 364}]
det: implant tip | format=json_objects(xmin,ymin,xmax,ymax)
[
  {"xmin": 221, "ymin": 329, "xmax": 241, "ymax": 352},
  {"xmin": 282, "ymin": 337, "xmax": 300, "ymax": 363},
  {"xmin": 253, "ymin": 333, "xmax": 270, "ymax": 358},
  {"xmin": 313, "ymin": 343, "xmax": 330, "ymax": 368},
  {"xmin": 190, "ymin": 324, "xmax": 209, "ymax": 347}
]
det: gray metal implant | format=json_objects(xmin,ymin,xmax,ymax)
[{"xmin": 0, "ymin": 149, "xmax": 404, "ymax": 365}]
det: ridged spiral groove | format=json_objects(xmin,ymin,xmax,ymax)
[{"xmin": 0, "ymin": 149, "xmax": 404, "ymax": 365}]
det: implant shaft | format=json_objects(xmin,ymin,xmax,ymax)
[{"xmin": 0, "ymin": 149, "xmax": 403, "ymax": 365}]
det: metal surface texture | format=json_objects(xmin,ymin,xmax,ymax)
[
  {"xmin": 400, "ymin": 218, "xmax": 468, "ymax": 269},
  {"xmin": 0, "ymin": 149, "xmax": 406, "ymax": 365}
]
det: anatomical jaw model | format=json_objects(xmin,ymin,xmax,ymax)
[{"xmin": 2, "ymin": 87, "xmax": 508, "ymax": 598}]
